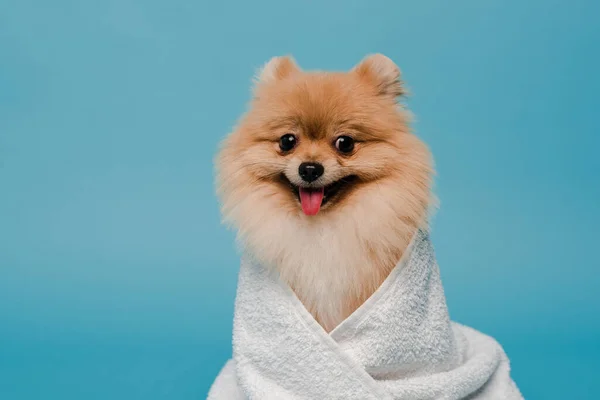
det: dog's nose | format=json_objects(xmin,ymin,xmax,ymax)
[{"xmin": 298, "ymin": 162, "xmax": 324, "ymax": 183}]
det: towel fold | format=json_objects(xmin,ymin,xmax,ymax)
[{"xmin": 208, "ymin": 230, "xmax": 523, "ymax": 399}]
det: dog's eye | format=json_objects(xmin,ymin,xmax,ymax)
[
  {"xmin": 279, "ymin": 134, "xmax": 297, "ymax": 152},
  {"xmin": 335, "ymin": 136, "xmax": 355, "ymax": 154}
]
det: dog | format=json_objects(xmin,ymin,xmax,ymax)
[{"xmin": 215, "ymin": 54, "xmax": 434, "ymax": 333}]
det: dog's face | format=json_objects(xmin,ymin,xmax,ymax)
[{"xmin": 218, "ymin": 54, "xmax": 426, "ymax": 220}]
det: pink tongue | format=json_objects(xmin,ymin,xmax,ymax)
[{"xmin": 299, "ymin": 187, "xmax": 325, "ymax": 216}]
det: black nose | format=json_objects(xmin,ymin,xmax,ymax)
[{"xmin": 298, "ymin": 162, "xmax": 324, "ymax": 183}]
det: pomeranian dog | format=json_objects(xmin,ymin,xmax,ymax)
[{"xmin": 216, "ymin": 54, "xmax": 434, "ymax": 332}]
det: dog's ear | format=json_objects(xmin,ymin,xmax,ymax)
[
  {"xmin": 352, "ymin": 54, "xmax": 405, "ymax": 98},
  {"xmin": 254, "ymin": 55, "xmax": 301, "ymax": 86}
]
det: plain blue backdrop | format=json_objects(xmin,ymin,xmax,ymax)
[{"xmin": 1, "ymin": 0, "xmax": 599, "ymax": 399}]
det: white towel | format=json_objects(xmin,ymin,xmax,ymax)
[{"xmin": 207, "ymin": 229, "xmax": 523, "ymax": 399}]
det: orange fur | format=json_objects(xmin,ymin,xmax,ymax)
[{"xmin": 215, "ymin": 54, "xmax": 434, "ymax": 332}]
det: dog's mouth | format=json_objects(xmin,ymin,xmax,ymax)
[{"xmin": 279, "ymin": 173, "xmax": 359, "ymax": 216}]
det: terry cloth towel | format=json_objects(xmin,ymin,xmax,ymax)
[{"xmin": 207, "ymin": 229, "xmax": 523, "ymax": 400}]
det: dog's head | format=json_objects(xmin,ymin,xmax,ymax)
[{"xmin": 215, "ymin": 54, "xmax": 433, "ymax": 263}]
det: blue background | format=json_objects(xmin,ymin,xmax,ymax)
[{"xmin": 1, "ymin": 0, "xmax": 599, "ymax": 399}]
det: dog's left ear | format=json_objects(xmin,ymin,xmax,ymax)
[
  {"xmin": 254, "ymin": 55, "xmax": 301, "ymax": 85},
  {"xmin": 352, "ymin": 54, "xmax": 405, "ymax": 98}
]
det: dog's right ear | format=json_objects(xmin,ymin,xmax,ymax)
[
  {"xmin": 352, "ymin": 54, "xmax": 405, "ymax": 98},
  {"xmin": 254, "ymin": 56, "xmax": 301, "ymax": 87}
]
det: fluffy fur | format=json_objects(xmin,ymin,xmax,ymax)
[{"xmin": 215, "ymin": 54, "xmax": 435, "ymax": 332}]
